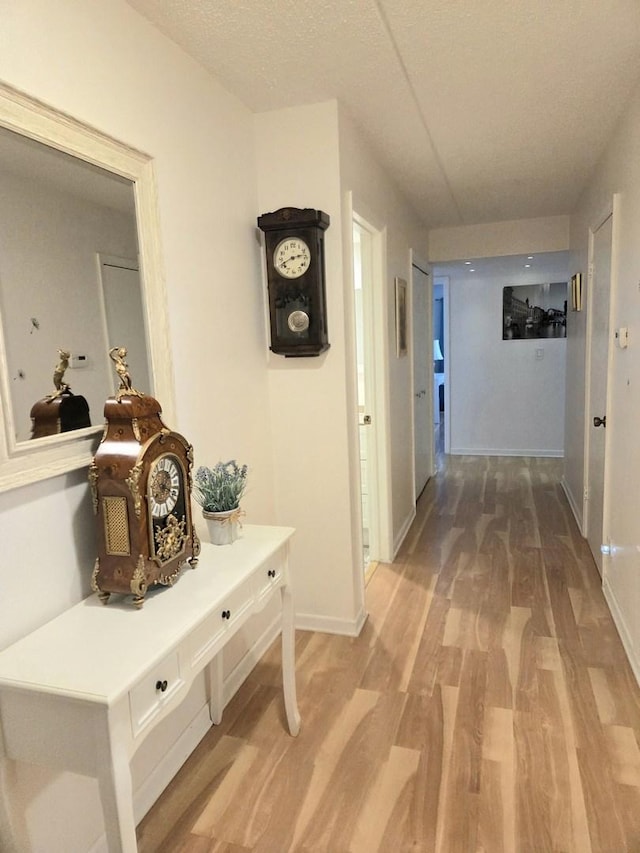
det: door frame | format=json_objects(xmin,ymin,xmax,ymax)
[
  {"xmin": 353, "ymin": 218, "xmax": 381, "ymax": 562},
  {"xmin": 433, "ymin": 274, "xmax": 451, "ymax": 454},
  {"xmin": 344, "ymin": 192, "xmax": 393, "ymax": 566},
  {"xmin": 582, "ymin": 194, "xmax": 619, "ymax": 567},
  {"xmin": 410, "ymin": 253, "xmax": 434, "ymax": 500}
]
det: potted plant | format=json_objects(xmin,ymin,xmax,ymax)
[{"xmin": 193, "ymin": 460, "xmax": 248, "ymax": 545}]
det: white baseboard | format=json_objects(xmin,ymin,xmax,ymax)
[
  {"xmin": 450, "ymin": 447, "xmax": 564, "ymax": 458},
  {"xmin": 603, "ymin": 577, "xmax": 640, "ymax": 688},
  {"xmin": 560, "ymin": 476, "xmax": 584, "ymax": 534},
  {"xmin": 295, "ymin": 607, "xmax": 367, "ymax": 637}
]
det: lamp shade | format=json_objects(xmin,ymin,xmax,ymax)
[{"xmin": 433, "ymin": 340, "xmax": 444, "ymax": 361}]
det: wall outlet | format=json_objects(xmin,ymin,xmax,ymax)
[
  {"xmin": 615, "ymin": 327, "xmax": 629, "ymax": 348},
  {"xmin": 69, "ymin": 354, "xmax": 88, "ymax": 369}
]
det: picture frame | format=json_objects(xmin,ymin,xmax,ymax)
[
  {"xmin": 502, "ymin": 282, "xmax": 567, "ymax": 340},
  {"xmin": 571, "ymin": 272, "xmax": 583, "ymax": 311},
  {"xmin": 395, "ymin": 277, "xmax": 407, "ymax": 357}
]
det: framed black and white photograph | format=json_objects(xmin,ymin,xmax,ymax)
[
  {"xmin": 395, "ymin": 277, "xmax": 407, "ymax": 356},
  {"xmin": 502, "ymin": 282, "xmax": 568, "ymax": 340}
]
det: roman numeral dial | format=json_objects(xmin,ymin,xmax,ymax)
[{"xmin": 149, "ymin": 454, "xmax": 181, "ymax": 518}]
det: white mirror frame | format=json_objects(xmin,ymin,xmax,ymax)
[{"xmin": 0, "ymin": 82, "xmax": 175, "ymax": 492}]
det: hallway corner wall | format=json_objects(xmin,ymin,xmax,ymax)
[{"xmin": 567, "ymin": 77, "xmax": 640, "ymax": 684}]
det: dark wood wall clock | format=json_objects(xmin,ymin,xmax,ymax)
[
  {"xmin": 89, "ymin": 347, "xmax": 200, "ymax": 607},
  {"xmin": 257, "ymin": 207, "xmax": 330, "ymax": 357}
]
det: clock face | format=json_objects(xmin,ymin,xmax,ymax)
[
  {"xmin": 273, "ymin": 237, "xmax": 311, "ymax": 279},
  {"xmin": 148, "ymin": 452, "xmax": 189, "ymax": 566},
  {"xmin": 149, "ymin": 454, "xmax": 181, "ymax": 518}
]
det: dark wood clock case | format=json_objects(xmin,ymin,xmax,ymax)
[
  {"xmin": 257, "ymin": 207, "xmax": 330, "ymax": 357},
  {"xmin": 30, "ymin": 389, "xmax": 91, "ymax": 439}
]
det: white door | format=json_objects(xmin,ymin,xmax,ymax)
[
  {"xmin": 99, "ymin": 255, "xmax": 151, "ymax": 396},
  {"xmin": 412, "ymin": 263, "xmax": 431, "ymax": 497},
  {"xmin": 586, "ymin": 213, "xmax": 613, "ymax": 574}
]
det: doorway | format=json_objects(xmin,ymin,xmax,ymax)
[
  {"xmin": 433, "ymin": 275, "xmax": 449, "ymax": 455},
  {"xmin": 412, "ymin": 261, "xmax": 432, "ymax": 497},
  {"xmin": 584, "ymin": 207, "xmax": 615, "ymax": 575}
]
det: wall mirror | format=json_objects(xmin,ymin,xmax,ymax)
[{"xmin": 0, "ymin": 82, "xmax": 174, "ymax": 492}]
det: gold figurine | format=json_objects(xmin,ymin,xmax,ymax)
[
  {"xmin": 109, "ymin": 346, "xmax": 144, "ymax": 400},
  {"xmin": 49, "ymin": 349, "xmax": 71, "ymax": 398}
]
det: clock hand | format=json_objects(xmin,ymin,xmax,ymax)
[
  {"xmin": 277, "ymin": 253, "xmax": 307, "ymax": 272},
  {"xmin": 282, "ymin": 254, "xmax": 306, "ymax": 266}
]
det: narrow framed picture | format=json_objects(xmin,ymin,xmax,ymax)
[
  {"xmin": 395, "ymin": 277, "xmax": 407, "ymax": 357},
  {"xmin": 571, "ymin": 272, "xmax": 583, "ymax": 311}
]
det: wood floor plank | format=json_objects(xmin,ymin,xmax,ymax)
[
  {"xmin": 291, "ymin": 688, "xmax": 407, "ymax": 851},
  {"xmin": 138, "ymin": 455, "xmax": 640, "ymax": 853},
  {"xmin": 349, "ymin": 744, "xmax": 421, "ymax": 852},
  {"xmin": 481, "ymin": 706, "xmax": 515, "ymax": 853}
]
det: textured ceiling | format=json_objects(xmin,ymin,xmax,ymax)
[{"xmin": 127, "ymin": 0, "xmax": 640, "ymax": 229}]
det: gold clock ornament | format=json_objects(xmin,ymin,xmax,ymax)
[{"xmin": 89, "ymin": 347, "xmax": 200, "ymax": 607}]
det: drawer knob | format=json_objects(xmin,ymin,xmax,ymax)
[
  {"xmin": 155, "ymin": 680, "xmax": 168, "ymax": 693},
  {"xmin": 268, "ymin": 569, "xmax": 276, "ymax": 578},
  {"xmin": 221, "ymin": 609, "xmax": 231, "ymax": 620}
]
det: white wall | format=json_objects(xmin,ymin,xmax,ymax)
[
  {"xmin": 429, "ymin": 214, "xmax": 570, "ymax": 262},
  {"xmin": 338, "ymin": 107, "xmax": 429, "ymax": 551},
  {"xmin": 0, "ymin": 4, "xmax": 439, "ymax": 850},
  {"xmin": 566, "ymin": 79, "xmax": 640, "ymax": 682},
  {"xmin": 443, "ymin": 262, "xmax": 568, "ymax": 456},
  {"xmin": 0, "ymin": 2, "xmax": 276, "ymax": 850},
  {"xmin": 254, "ymin": 100, "xmax": 430, "ymax": 632},
  {"xmin": 254, "ymin": 100, "xmax": 365, "ymax": 635}
]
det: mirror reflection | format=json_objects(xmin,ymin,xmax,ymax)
[{"xmin": 0, "ymin": 125, "xmax": 151, "ymax": 443}]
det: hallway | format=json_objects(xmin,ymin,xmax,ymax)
[{"xmin": 138, "ymin": 456, "xmax": 640, "ymax": 852}]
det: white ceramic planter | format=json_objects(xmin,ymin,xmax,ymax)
[{"xmin": 202, "ymin": 508, "xmax": 242, "ymax": 545}]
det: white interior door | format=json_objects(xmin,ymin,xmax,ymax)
[
  {"xmin": 586, "ymin": 213, "xmax": 613, "ymax": 574},
  {"xmin": 412, "ymin": 263, "xmax": 431, "ymax": 497}
]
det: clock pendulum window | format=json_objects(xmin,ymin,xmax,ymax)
[
  {"xmin": 88, "ymin": 346, "xmax": 200, "ymax": 607},
  {"xmin": 257, "ymin": 207, "xmax": 330, "ymax": 357}
]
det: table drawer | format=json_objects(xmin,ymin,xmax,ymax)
[
  {"xmin": 188, "ymin": 581, "xmax": 255, "ymax": 669},
  {"xmin": 129, "ymin": 651, "xmax": 183, "ymax": 737},
  {"xmin": 254, "ymin": 559, "xmax": 284, "ymax": 604}
]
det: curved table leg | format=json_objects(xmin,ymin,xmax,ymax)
[{"xmin": 281, "ymin": 583, "xmax": 300, "ymax": 736}]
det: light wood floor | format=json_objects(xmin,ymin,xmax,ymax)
[{"xmin": 137, "ymin": 455, "xmax": 640, "ymax": 852}]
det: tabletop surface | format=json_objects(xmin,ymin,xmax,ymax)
[{"xmin": 0, "ymin": 525, "xmax": 294, "ymax": 704}]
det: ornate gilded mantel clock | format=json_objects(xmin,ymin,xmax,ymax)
[
  {"xmin": 257, "ymin": 207, "xmax": 330, "ymax": 357},
  {"xmin": 89, "ymin": 347, "xmax": 200, "ymax": 607}
]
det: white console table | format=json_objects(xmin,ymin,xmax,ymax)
[{"xmin": 0, "ymin": 525, "xmax": 299, "ymax": 853}]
